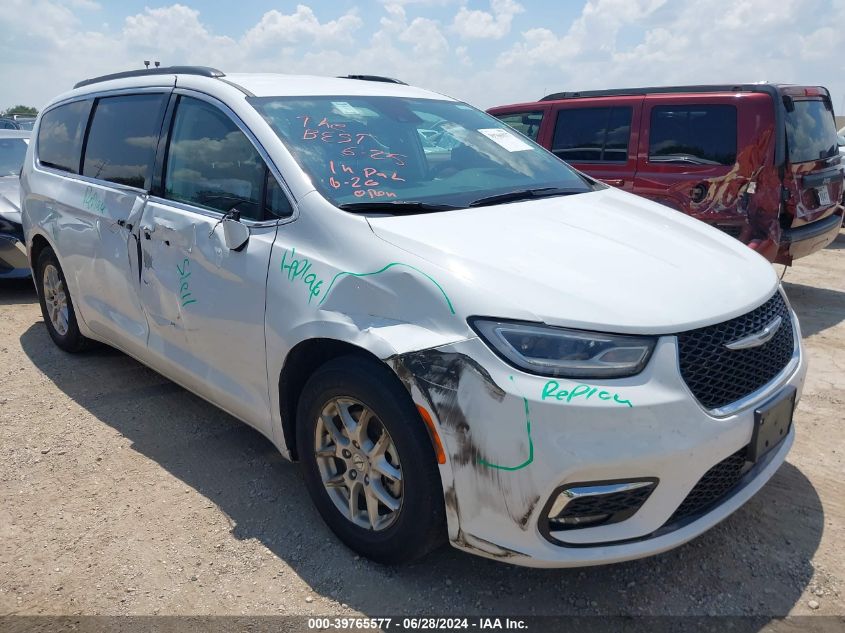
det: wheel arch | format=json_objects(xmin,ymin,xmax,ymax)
[
  {"xmin": 28, "ymin": 232, "xmax": 53, "ymax": 288},
  {"xmin": 278, "ymin": 338, "xmax": 385, "ymax": 461}
]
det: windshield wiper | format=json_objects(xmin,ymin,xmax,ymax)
[
  {"xmin": 338, "ymin": 201, "xmax": 462, "ymax": 215},
  {"xmin": 467, "ymin": 187, "xmax": 585, "ymax": 208}
]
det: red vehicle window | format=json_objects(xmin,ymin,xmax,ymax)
[
  {"xmin": 552, "ymin": 107, "xmax": 632, "ymax": 163},
  {"xmin": 648, "ymin": 105, "xmax": 737, "ymax": 166},
  {"xmin": 496, "ymin": 111, "xmax": 544, "ymax": 141}
]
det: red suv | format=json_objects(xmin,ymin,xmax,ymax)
[{"xmin": 489, "ymin": 84, "xmax": 844, "ymax": 264}]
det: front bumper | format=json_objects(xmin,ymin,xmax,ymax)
[
  {"xmin": 393, "ymin": 313, "xmax": 806, "ymax": 567},
  {"xmin": 0, "ymin": 232, "xmax": 30, "ymax": 279}
]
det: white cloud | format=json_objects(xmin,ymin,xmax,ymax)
[
  {"xmin": 242, "ymin": 5, "xmax": 363, "ymax": 48},
  {"xmin": 63, "ymin": 0, "xmax": 100, "ymax": 9},
  {"xmin": 1, "ymin": 0, "xmax": 844, "ymax": 115},
  {"xmin": 452, "ymin": 0, "xmax": 524, "ymax": 40},
  {"xmin": 492, "ymin": 0, "xmax": 845, "ymax": 109},
  {"xmin": 399, "ymin": 17, "xmax": 450, "ymax": 55}
]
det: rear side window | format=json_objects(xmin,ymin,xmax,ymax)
[
  {"xmin": 164, "ymin": 96, "xmax": 266, "ymax": 220},
  {"xmin": 82, "ymin": 93, "xmax": 168, "ymax": 189},
  {"xmin": 552, "ymin": 107, "xmax": 632, "ymax": 162},
  {"xmin": 37, "ymin": 100, "xmax": 92, "ymax": 173},
  {"xmin": 649, "ymin": 105, "xmax": 737, "ymax": 166},
  {"xmin": 495, "ymin": 111, "xmax": 544, "ymax": 141},
  {"xmin": 786, "ymin": 99, "xmax": 838, "ymax": 163}
]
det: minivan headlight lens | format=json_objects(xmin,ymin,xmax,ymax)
[{"xmin": 470, "ymin": 318, "xmax": 656, "ymax": 378}]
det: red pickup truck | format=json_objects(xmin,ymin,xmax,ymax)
[{"xmin": 489, "ymin": 84, "xmax": 844, "ymax": 264}]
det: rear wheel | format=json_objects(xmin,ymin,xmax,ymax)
[
  {"xmin": 296, "ymin": 355, "xmax": 445, "ymax": 564},
  {"xmin": 36, "ymin": 247, "xmax": 92, "ymax": 353}
]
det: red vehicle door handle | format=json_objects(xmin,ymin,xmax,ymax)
[{"xmin": 604, "ymin": 179, "xmax": 625, "ymax": 187}]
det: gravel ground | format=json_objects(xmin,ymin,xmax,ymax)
[{"xmin": 1, "ymin": 233, "xmax": 844, "ymax": 619}]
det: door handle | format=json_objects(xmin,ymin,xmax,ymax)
[{"xmin": 604, "ymin": 179, "xmax": 625, "ymax": 187}]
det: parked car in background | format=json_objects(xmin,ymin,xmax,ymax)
[
  {"xmin": 22, "ymin": 67, "xmax": 805, "ymax": 567},
  {"xmin": 0, "ymin": 118, "xmax": 21, "ymax": 130},
  {"xmin": 0, "ymin": 130, "xmax": 30, "ymax": 279},
  {"xmin": 489, "ymin": 84, "xmax": 844, "ymax": 265},
  {"xmin": 14, "ymin": 118, "xmax": 35, "ymax": 131}
]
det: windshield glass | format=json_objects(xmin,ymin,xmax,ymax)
[
  {"xmin": 16, "ymin": 120, "xmax": 35, "ymax": 131},
  {"xmin": 786, "ymin": 99, "xmax": 838, "ymax": 163},
  {"xmin": 0, "ymin": 137, "xmax": 28, "ymax": 176},
  {"xmin": 249, "ymin": 96, "xmax": 592, "ymax": 209}
]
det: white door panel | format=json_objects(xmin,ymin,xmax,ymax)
[{"xmin": 136, "ymin": 199, "xmax": 277, "ymax": 434}]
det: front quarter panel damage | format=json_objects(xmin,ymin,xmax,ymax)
[{"xmin": 389, "ymin": 345, "xmax": 544, "ymax": 557}]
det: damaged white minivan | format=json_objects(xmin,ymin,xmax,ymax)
[{"xmin": 22, "ymin": 67, "xmax": 806, "ymax": 567}]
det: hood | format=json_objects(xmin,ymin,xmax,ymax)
[
  {"xmin": 367, "ymin": 188, "xmax": 778, "ymax": 334},
  {"xmin": 0, "ymin": 176, "xmax": 21, "ymax": 224}
]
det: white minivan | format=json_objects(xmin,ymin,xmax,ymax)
[{"xmin": 22, "ymin": 67, "xmax": 806, "ymax": 567}]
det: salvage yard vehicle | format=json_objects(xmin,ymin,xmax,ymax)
[
  {"xmin": 489, "ymin": 84, "xmax": 845, "ymax": 265},
  {"xmin": 0, "ymin": 130, "xmax": 31, "ymax": 279},
  {"xmin": 22, "ymin": 67, "xmax": 806, "ymax": 567}
]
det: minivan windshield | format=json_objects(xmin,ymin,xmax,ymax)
[
  {"xmin": 786, "ymin": 99, "xmax": 838, "ymax": 163},
  {"xmin": 249, "ymin": 96, "xmax": 593, "ymax": 210}
]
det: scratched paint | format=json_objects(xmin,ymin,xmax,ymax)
[
  {"xmin": 541, "ymin": 380, "xmax": 633, "ymax": 407},
  {"xmin": 176, "ymin": 258, "xmax": 197, "ymax": 307},
  {"xmin": 477, "ymin": 376, "xmax": 534, "ymax": 471}
]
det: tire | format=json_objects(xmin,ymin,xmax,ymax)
[
  {"xmin": 296, "ymin": 355, "xmax": 446, "ymax": 564},
  {"xmin": 35, "ymin": 247, "xmax": 92, "ymax": 353}
]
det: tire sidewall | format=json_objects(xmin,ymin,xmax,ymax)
[{"xmin": 296, "ymin": 356, "xmax": 445, "ymax": 563}]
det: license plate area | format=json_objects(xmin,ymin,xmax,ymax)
[
  {"xmin": 749, "ymin": 387, "xmax": 796, "ymax": 463},
  {"xmin": 816, "ymin": 185, "xmax": 832, "ymax": 206}
]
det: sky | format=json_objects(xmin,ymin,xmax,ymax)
[{"xmin": 1, "ymin": 0, "xmax": 843, "ymax": 114}]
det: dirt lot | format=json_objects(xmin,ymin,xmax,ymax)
[{"xmin": 1, "ymin": 233, "xmax": 844, "ymax": 621}]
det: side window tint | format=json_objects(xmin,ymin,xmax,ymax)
[
  {"xmin": 265, "ymin": 172, "xmax": 293, "ymax": 218},
  {"xmin": 164, "ymin": 96, "xmax": 265, "ymax": 221},
  {"xmin": 552, "ymin": 107, "xmax": 632, "ymax": 162},
  {"xmin": 649, "ymin": 105, "xmax": 737, "ymax": 166},
  {"xmin": 82, "ymin": 93, "xmax": 167, "ymax": 189},
  {"xmin": 37, "ymin": 100, "xmax": 92, "ymax": 173},
  {"xmin": 495, "ymin": 111, "xmax": 544, "ymax": 141}
]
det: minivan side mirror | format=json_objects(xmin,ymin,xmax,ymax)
[{"xmin": 222, "ymin": 218, "xmax": 250, "ymax": 251}]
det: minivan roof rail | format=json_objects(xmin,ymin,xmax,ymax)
[
  {"xmin": 540, "ymin": 84, "xmax": 787, "ymax": 101},
  {"xmin": 339, "ymin": 75, "xmax": 408, "ymax": 85},
  {"xmin": 74, "ymin": 66, "xmax": 225, "ymax": 89}
]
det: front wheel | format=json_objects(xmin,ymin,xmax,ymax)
[{"xmin": 296, "ymin": 355, "xmax": 445, "ymax": 564}]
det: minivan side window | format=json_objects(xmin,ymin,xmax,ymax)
[
  {"xmin": 164, "ymin": 96, "xmax": 266, "ymax": 221},
  {"xmin": 265, "ymin": 171, "xmax": 293, "ymax": 218},
  {"xmin": 82, "ymin": 93, "xmax": 168, "ymax": 189},
  {"xmin": 495, "ymin": 111, "xmax": 544, "ymax": 141},
  {"xmin": 552, "ymin": 107, "xmax": 632, "ymax": 162},
  {"xmin": 37, "ymin": 100, "xmax": 92, "ymax": 174},
  {"xmin": 649, "ymin": 105, "xmax": 737, "ymax": 166}
]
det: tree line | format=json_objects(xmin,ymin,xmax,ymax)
[{"xmin": 2, "ymin": 105, "xmax": 38, "ymax": 117}]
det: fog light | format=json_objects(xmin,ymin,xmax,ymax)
[{"xmin": 545, "ymin": 480, "xmax": 657, "ymax": 532}]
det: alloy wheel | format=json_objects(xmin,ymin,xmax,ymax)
[
  {"xmin": 314, "ymin": 397, "xmax": 403, "ymax": 531},
  {"xmin": 42, "ymin": 264, "xmax": 69, "ymax": 336}
]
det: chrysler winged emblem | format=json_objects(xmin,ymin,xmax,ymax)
[{"xmin": 724, "ymin": 316, "xmax": 782, "ymax": 350}]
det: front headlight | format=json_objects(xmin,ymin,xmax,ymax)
[{"xmin": 470, "ymin": 318, "xmax": 656, "ymax": 378}]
